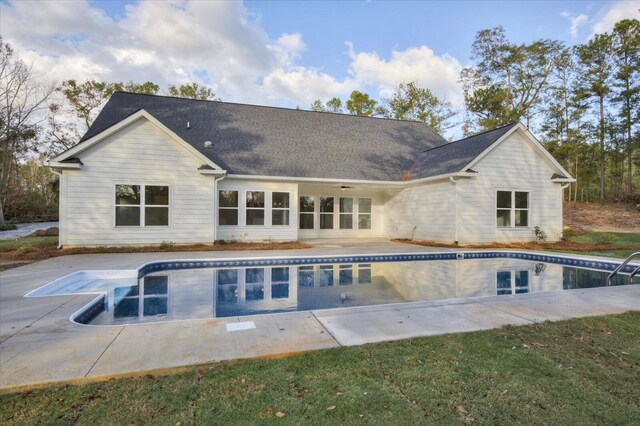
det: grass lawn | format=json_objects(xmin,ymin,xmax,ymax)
[{"xmin": 2, "ymin": 312, "xmax": 639, "ymax": 424}]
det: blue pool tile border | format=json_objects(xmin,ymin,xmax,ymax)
[{"xmin": 136, "ymin": 252, "xmax": 636, "ymax": 279}]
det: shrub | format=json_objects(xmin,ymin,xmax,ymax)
[
  {"xmin": 562, "ymin": 228, "xmax": 577, "ymax": 239},
  {"xmin": 0, "ymin": 223, "xmax": 18, "ymax": 231},
  {"xmin": 159, "ymin": 241, "xmax": 175, "ymax": 250},
  {"xmin": 16, "ymin": 244, "xmax": 33, "ymax": 254},
  {"xmin": 532, "ymin": 226, "xmax": 547, "ymax": 242}
]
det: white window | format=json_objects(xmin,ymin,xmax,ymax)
[
  {"xmin": 246, "ymin": 191, "xmax": 265, "ymax": 225},
  {"xmin": 245, "ymin": 268, "xmax": 265, "ymax": 301},
  {"xmin": 497, "ymin": 270, "xmax": 529, "ymax": 295},
  {"xmin": 358, "ymin": 198, "xmax": 372, "ymax": 230},
  {"xmin": 217, "ymin": 270, "xmax": 239, "ymax": 303},
  {"xmin": 497, "ymin": 191, "xmax": 529, "ymax": 228},
  {"xmin": 271, "ymin": 267, "xmax": 290, "ymax": 299},
  {"xmin": 299, "ymin": 196, "xmax": 314, "ymax": 230},
  {"xmin": 115, "ymin": 184, "xmax": 169, "ymax": 227},
  {"xmin": 218, "ymin": 190, "xmax": 238, "ymax": 226},
  {"xmin": 339, "ymin": 197, "xmax": 353, "ymax": 229},
  {"xmin": 320, "ymin": 197, "xmax": 334, "ymax": 229},
  {"xmin": 272, "ymin": 192, "xmax": 290, "ymax": 226}
]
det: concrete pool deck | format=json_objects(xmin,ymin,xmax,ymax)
[{"xmin": 1, "ymin": 239, "xmax": 639, "ymax": 391}]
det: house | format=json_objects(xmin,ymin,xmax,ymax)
[{"xmin": 49, "ymin": 92, "xmax": 574, "ymax": 247}]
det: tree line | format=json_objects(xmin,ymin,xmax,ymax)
[{"xmin": 0, "ymin": 19, "xmax": 638, "ymax": 224}]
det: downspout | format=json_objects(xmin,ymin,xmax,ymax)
[
  {"xmin": 449, "ymin": 177, "xmax": 459, "ymax": 245},
  {"xmin": 49, "ymin": 166, "xmax": 64, "ymax": 249},
  {"xmin": 212, "ymin": 174, "xmax": 226, "ymax": 243}
]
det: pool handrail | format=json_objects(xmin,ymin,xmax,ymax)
[{"xmin": 607, "ymin": 252, "xmax": 640, "ymax": 286}]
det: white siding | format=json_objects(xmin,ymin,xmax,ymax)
[
  {"xmin": 297, "ymin": 184, "xmax": 384, "ymax": 239},
  {"xmin": 456, "ymin": 131, "xmax": 564, "ymax": 243},
  {"xmin": 384, "ymin": 180, "xmax": 457, "ymax": 242},
  {"xmin": 216, "ymin": 179, "xmax": 298, "ymax": 241},
  {"xmin": 63, "ymin": 119, "xmax": 217, "ymax": 246}
]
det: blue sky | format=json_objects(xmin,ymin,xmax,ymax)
[{"xmin": 2, "ymin": 0, "xmax": 637, "ymax": 132}]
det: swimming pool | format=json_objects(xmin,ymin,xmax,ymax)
[{"xmin": 25, "ymin": 252, "xmax": 638, "ymax": 326}]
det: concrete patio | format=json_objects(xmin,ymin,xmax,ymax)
[{"xmin": 1, "ymin": 240, "xmax": 638, "ymax": 391}]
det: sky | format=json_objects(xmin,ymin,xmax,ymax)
[{"xmin": 1, "ymin": 0, "xmax": 638, "ymax": 123}]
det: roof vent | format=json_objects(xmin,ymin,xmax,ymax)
[
  {"xmin": 187, "ymin": 121, "xmax": 190, "ymax": 129},
  {"xmin": 204, "ymin": 141, "xmax": 213, "ymax": 148}
]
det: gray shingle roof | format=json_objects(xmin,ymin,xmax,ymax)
[
  {"xmin": 410, "ymin": 123, "xmax": 519, "ymax": 180},
  {"xmin": 81, "ymin": 92, "xmax": 449, "ymax": 181},
  {"xmin": 78, "ymin": 92, "xmax": 521, "ymax": 182}
]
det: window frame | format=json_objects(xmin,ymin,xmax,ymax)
[
  {"xmin": 271, "ymin": 191, "xmax": 291, "ymax": 227},
  {"xmin": 495, "ymin": 190, "xmax": 530, "ymax": 229},
  {"xmin": 496, "ymin": 270, "xmax": 530, "ymax": 295},
  {"xmin": 357, "ymin": 197, "xmax": 372, "ymax": 230},
  {"xmin": 299, "ymin": 195, "xmax": 315, "ymax": 230},
  {"xmin": 339, "ymin": 197, "xmax": 354, "ymax": 230},
  {"xmin": 245, "ymin": 190, "xmax": 266, "ymax": 226},
  {"xmin": 218, "ymin": 189, "xmax": 239, "ymax": 226},
  {"xmin": 319, "ymin": 196, "xmax": 335, "ymax": 230},
  {"xmin": 114, "ymin": 183, "xmax": 171, "ymax": 228}
]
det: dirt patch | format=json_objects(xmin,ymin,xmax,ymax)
[
  {"xmin": 393, "ymin": 238, "xmax": 636, "ymax": 254},
  {"xmin": 564, "ymin": 202, "xmax": 639, "ymax": 232},
  {"xmin": 0, "ymin": 241, "xmax": 312, "ymax": 267}
]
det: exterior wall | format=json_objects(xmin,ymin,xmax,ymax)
[
  {"xmin": 383, "ymin": 180, "xmax": 457, "ymax": 242},
  {"xmin": 297, "ymin": 184, "xmax": 385, "ymax": 239},
  {"xmin": 456, "ymin": 131, "xmax": 564, "ymax": 243},
  {"xmin": 62, "ymin": 119, "xmax": 217, "ymax": 246},
  {"xmin": 216, "ymin": 179, "xmax": 298, "ymax": 241}
]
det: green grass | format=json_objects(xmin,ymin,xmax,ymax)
[
  {"xmin": 0, "ymin": 236, "xmax": 57, "ymax": 251},
  {"xmin": 572, "ymin": 232, "xmax": 640, "ymax": 246},
  {"xmin": 2, "ymin": 312, "xmax": 639, "ymax": 425},
  {"xmin": 566, "ymin": 232, "xmax": 640, "ymax": 259}
]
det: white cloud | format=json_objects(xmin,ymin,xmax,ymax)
[
  {"xmin": 0, "ymin": 0, "xmax": 464, "ymax": 111},
  {"xmin": 591, "ymin": 1, "xmax": 640, "ymax": 36},
  {"xmin": 347, "ymin": 44, "xmax": 463, "ymax": 105},
  {"xmin": 262, "ymin": 67, "xmax": 356, "ymax": 105},
  {"xmin": 560, "ymin": 11, "xmax": 589, "ymax": 38}
]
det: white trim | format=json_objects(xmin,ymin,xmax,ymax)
[
  {"xmin": 51, "ymin": 109, "xmax": 224, "ymax": 171},
  {"xmin": 226, "ymin": 173, "xmax": 405, "ymax": 186},
  {"xmin": 227, "ymin": 171, "xmax": 474, "ymax": 186},
  {"xmin": 405, "ymin": 171, "xmax": 476, "ymax": 186},
  {"xmin": 48, "ymin": 161, "xmax": 81, "ymax": 169},
  {"xmin": 462, "ymin": 124, "xmax": 573, "ymax": 179},
  {"xmin": 495, "ymin": 189, "xmax": 530, "ymax": 229},
  {"xmin": 113, "ymin": 183, "xmax": 171, "ymax": 228},
  {"xmin": 551, "ymin": 177, "xmax": 576, "ymax": 183},
  {"xmin": 199, "ymin": 168, "xmax": 227, "ymax": 176}
]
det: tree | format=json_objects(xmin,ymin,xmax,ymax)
[
  {"xmin": 326, "ymin": 97, "xmax": 343, "ymax": 113},
  {"xmin": 574, "ymin": 33, "xmax": 614, "ymax": 200},
  {"xmin": 611, "ymin": 19, "xmax": 640, "ymax": 195},
  {"xmin": 310, "ymin": 97, "xmax": 344, "ymax": 114},
  {"xmin": 0, "ymin": 39, "xmax": 55, "ymax": 224},
  {"xmin": 49, "ymin": 79, "xmax": 159, "ymax": 152},
  {"xmin": 346, "ymin": 90, "xmax": 378, "ymax": 117},
  {"xmin": 460, "ymin": 26, "xmax": 565, "ymax": 132},
  {"xmin": 167, "ymin": 83, "xmax": 218, "ymax": 100},
  {"xmin": 385, "ymin": 82, "xmax": 456, "ymax": 133},
  {"xmin": 310, "ymin": 99, "xmax": 326, "ymax": 112}
]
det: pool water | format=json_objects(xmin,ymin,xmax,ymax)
[{"xmin": 78, "ymin": 257, "xmax": 634, "ymax": 326}]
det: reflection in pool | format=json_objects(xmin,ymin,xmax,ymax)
[{"xmin": 84, "ymin": 258, "xmax": 633, "ymax": 325}]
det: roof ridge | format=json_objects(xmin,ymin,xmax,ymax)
[
  {"xmin": 112, "ymin": 91, "xmax": 444, "ymax": 130},
  {"xmin": 420, "ymin": 122, "xmax": 519, "ymax": 154}
]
